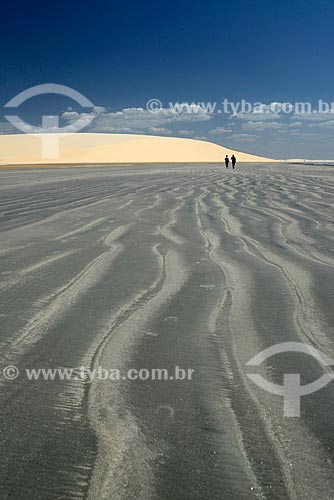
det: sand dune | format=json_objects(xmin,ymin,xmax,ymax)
[{"xmin": 0, "ymin": 133, "xmax": 276, "ymax": 165}]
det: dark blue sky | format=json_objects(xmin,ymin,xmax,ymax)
[{"xmin": 2, "ymin": 0, "xmax": 334, "ymax": 158}]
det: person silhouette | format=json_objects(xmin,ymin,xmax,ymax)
[
  {"xmin": 231, "ymin": 154, "xmax": 236, "ymax": 169},
  {"xmin": 225, "ymin": 155, "xmax": 229, "ymax": 168}
]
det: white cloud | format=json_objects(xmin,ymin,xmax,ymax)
[
  {"xmin": 298, "ymin": 132, "xmax": 324, "ymax": 141},
  {"xmin": 61, "ymin": 106, "xmax": 213, "ymax": 134},
  {"xmin": 92, "ymin": 106, "xmax": 107, "ymax": 113},
  {"xmin": 292, "ymin": 112, "xmax": 334, "ymax": 122},
  {"xmin": 61, "ymin": 111, "xmax": 80, "ymax": 120},
  {"xmin": 177, "ymin": 129, "xmax": 195, "ymax": 136},
  {"xmin": 268, "ymin": 102, "xmax": 288, "ymax": 113},
  {"xmin": 0, "ymin": 122, "xmax": 17, "ymax": 134},
  {"xmin": 241, "ymin": 121, "xmax": 282, "ymax": 131},
  {"xmin": 60, "ymin": 111, "xmax": 99, "ymax": 132},
  {"xmin": 230, "ymin": 133, "xmax": 258, "ymax": 142},
  {"xmin": 230, "ymin": 101, "xmax": 300, "ymax": 122},
  {"xmin": 308, "ymin": 120, "xmax": 334, "ymax": 128},
  {"xmin": 231, "ymin": 110, "xmax": 280, "ymax": 121},
  {"xmin": 209, "ymin": 127, "xmax": 232, "ymax": 134},
  {"xmin": 289, "ymin": 121, "xmax": 303, "ymax": 128}
]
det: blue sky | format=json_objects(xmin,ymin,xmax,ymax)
[{"xmin": 1, "ymin": 0, "xmax": 334, "ymax": 159}]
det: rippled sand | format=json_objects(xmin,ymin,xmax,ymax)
[{"xmin": 0, "ymin": 163, "xmax": 333, "ymax": 499}]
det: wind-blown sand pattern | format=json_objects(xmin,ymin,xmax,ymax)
[{"xmin": 0, "ymin": 162, "xmax": 333, "ymax": 499}]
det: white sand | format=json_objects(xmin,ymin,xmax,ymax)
[{"xmin": 0, "ymin": 133, "xmax": 276, "ymax": 166}]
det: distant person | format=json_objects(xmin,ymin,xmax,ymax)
[
  {"xmin": 225, "ymin": 155, "xmax": 229, "ymax": 168},
  {"xmin": 231, "ymin": 154, "xmax": 236, "ymax": 169}
]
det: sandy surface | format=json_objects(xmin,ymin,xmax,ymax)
[
  {"xmin": 0, "ymin": 163, "xmax": 333, "ymax": 499},
  {"xmin": 0, "ymin": 133, "xmax": 276, "ymax": 165}
]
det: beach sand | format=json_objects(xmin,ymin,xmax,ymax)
[{"xmin": 0, "ymin": 162, "xmax": 333, "ymax": 499}]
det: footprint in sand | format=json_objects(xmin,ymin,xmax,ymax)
[
  {"xmin": 145, "ymin": 331, "xmax": 159, "ymax": 337},
  {"xmin": 164, "ymin": 316, "xmax": 178, "ymax": 323},
  {"xmin": 155, "ymin": 404, "xmax": 175, "ymax": 419}
]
